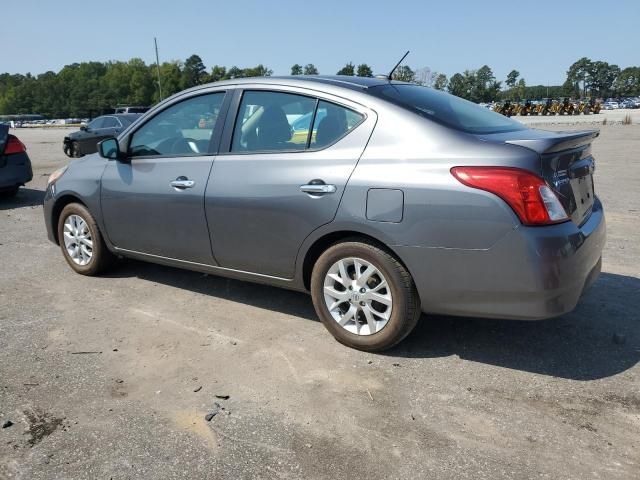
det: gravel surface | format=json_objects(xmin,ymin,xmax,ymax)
[{"xmin": 1, "ymin": 126, "xmax": 638, "ymax": 479}]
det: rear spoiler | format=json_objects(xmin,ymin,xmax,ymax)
[{"xmin": 505, "ymin": 129, "xmax": 599, "ymax": 155}]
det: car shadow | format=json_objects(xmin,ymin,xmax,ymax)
[
  {"xmin": 110, "ymin": 262, "xmax": 638, "ymax": 381},
  {"xmin": 107, "ymin": 260, "xmax": 319, "ymax": 322},
  {"xmin": 389, "ymin": 272, "xmax": 639, "ymax": 380},
  {"xmin": 0, "ymin": 187, "xmax": 45, "ymax": 210}
]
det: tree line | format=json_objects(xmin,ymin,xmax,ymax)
[{"xmin": 1, "ymin": 55, "xmax": 638, "ymax": 117}]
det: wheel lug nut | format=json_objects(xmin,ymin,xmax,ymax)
[
  {"xmin": 359, "ymin": 301, "xmax": 365, "ymax": 306},
  {"xmin": 360, "ymin": 288, "xmax": 366, "ymax": 293},
  {"xmin": 348, "ymin": 286, "xmax": 352, "ymax": 290}
]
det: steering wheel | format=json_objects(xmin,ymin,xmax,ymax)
[{"xmin": 170, "ymin": 137, "xmax": 199, "ymax": 154}]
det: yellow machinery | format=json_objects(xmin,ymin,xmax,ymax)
[
  {"xmin": 493, "ymin": 98, "xmax": 601, "ymax": 117},
  {"xmin": 557, "ymin": 99, "xmax": 575, "ymax": 115}
]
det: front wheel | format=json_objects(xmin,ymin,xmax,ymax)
[
  {"xmin": 57, "ymin": 203, "xmax": 114, "ymax": 275},
  {"xmin": 71, "ymin": 141, "xmax": 82, "ymax": 158},
  {"xmin": 311, "ymin": 240, "xmax": 421, "ymax": 352}
]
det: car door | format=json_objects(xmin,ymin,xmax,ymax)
[
  {"xmin": 205, "ymin": 87, "xmax": 376, "ymax": 278},
  {"xmin": 101, "ymin": 90, "xmax": 229, "ymax": 264}
]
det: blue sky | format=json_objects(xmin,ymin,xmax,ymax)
[{"xmin": 2, "ymin": 0, "xmax": 638, "ymax": 85}]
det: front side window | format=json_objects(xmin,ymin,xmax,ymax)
[
  {"xmin": 87, "ymin": 117, "xmax": 104, "ymax": 130},
  {"xmin": 129, "ymin": 92, "xmax": 225, "ymax": 157},
  {"xmin": 370, "ymin": 84, "xmax": 526, "ymax": 134},
  {"xmin": 232, "ymin": 91, "xmax": 316, "ymax": 152}
]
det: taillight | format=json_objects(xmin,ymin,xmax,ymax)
[
  {"xmin": 3, "ymin": 135, "xmax": 26, "ymax": 155},
  {"xmin": 451, "ymin": 166, "xmax": 568, "ymax": 226}
]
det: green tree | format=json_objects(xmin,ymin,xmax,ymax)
[
  {"xmin": 243, "ymin": 64, "xmax": 273, "ymax": 77},
  {"xmin": 614, "ymin": 67, "xmax": 640, "ymax": 96},
  {"xmin": 448, "ymin": 73, "xmax": 469, "ymax": 98},
  {"xmin": 587, "ymin": 61, "xmax": 620, "ymax": 97},
  {"xmin": 474, "ymin": 65, "xmax": 501, "ymax": 102},
  {"xmin": 505, "ymin": 70, "xmax": 520, "ymax": 89},
  {"xmin": 208, "ymin": 65, "xmax": 227, "ymax": 82},
  {"xmin": 155, "ymin": 61, "xmax": 182, "ymax": 101},
  {"xmin": 303, "ymin": 64, "xmax": 318, "ymax": 75},
  {"xmin": 566, "ymin": 57, "xmax": 592, "ymax": 97},
  {"xmin": 356, "ymin": 64, "xmax": 373, "ymax": 77},
  {"xmin": 337, "ymin": 62, "xmax": 355, "ymax": 76},
  {"xmin": 181, "ymin": 54, "xmax": 207, "ymax": 89},
  {"xmin": 393, "ymin": 65, "xmax": 415, "ymax": 83},
  {"xmin": 291, "ymin": 64, "xmax": 303, "ymax": 75},
  {"xmin": 432, "ymin": 73, "xmax": 447, "ymax": 90}
]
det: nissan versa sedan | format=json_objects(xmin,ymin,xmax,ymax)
[{"xmin": 43, "ymin": 76, "xmax": 605, "ymax": 351}]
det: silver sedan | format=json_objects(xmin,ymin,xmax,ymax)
[{"xmin": 43, "ymin": 76, "xmax": 605, "ymax": 351}]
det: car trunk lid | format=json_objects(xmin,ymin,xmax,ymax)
[{"xmin": 480, "ymin": 128, "xmax": 599, "ymax": 226}]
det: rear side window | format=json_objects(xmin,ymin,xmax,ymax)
[
  {"xmin": 231, "ymin": 91, "xmax": 364, "ymax": 153},
  {"xmin": 311, "ymin": 101, "xmax": 363, "ymax": 148},
  {"xmin": 129, "ymin": 92, "xmax": 225, "ymax": 157},
  {"xmin": 232, "ymin": 91, "xmax": 316, "ymax": 152},
  {"xmin": 370, "ymin": 84, "xmax": 526, "ymax": 134}
]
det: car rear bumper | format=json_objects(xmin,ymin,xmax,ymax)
[
  {"xmin": 396, "ymin": 197, "xmax": 606, "ymax": 320},
  {"xmin": 0, "ymin": 152, "xmax": 33, "ymax": 190}
]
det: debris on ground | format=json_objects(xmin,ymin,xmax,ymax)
[
  {"xmin": 204, "ymin": 402, "xmax": 222, "ymax": 422},
  {"xmin": 2, "ymin": 420, "xmax": 13, "ymax": 428},
  {"xmin": 193, "ymin": 386, "xmax": 202, "ymax": 393},
  {"xmin": 215, "ymin": 394, "xmax": 230, "ymax": 400}
]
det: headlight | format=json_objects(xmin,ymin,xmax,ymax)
[{"xmin": 47, "ymin": 165, "xmax": 68, "ymax": 186}]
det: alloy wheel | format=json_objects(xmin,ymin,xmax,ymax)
[
  {"xmin": 323, "ymin": 257, "xmax": 393, "ymax": 335},
  {"xmin": 63, "ymin": 214, "xmax": 93, "ymax": 266}
]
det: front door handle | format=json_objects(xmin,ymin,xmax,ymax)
[
  {"xmin": 170, "ymin": 177, "xmax": 195, "ymax": 190},
  {"xmin": 300, "ymin": 183, "xmax": 337, "ymax": 194}
]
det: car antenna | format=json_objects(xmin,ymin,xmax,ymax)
[{"xmin": 387, "ymin": 50, "xmax": 410, "ymax": 81}]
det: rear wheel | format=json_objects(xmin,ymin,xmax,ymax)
[
  {"xmin": 311, "ymin": 240, "xmax": 420, "ymax": 352},
  {"xmin": 57, "ymin": 203, "xmax": 114, "ymax": 275}
]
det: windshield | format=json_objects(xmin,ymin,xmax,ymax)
[{"xmin": 370, "ymin": 84, "xmax": 526, "ymax": 134}]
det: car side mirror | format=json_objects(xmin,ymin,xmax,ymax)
[
  {"xmin": 98, "ymin": 137, "xmax": 126, "ymax": 161},
  {"xmin": 80, "ymin": 125, "xmax": 87, "ymax": 131}
]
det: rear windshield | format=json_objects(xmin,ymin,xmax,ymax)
[{"xmin": 370, "ymin": 84, "xmax": 526, "ymax": 134}]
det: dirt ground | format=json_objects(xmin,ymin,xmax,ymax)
[{"xmin": 0, "ymin": 125, "xmax": 638, "ymax": 480}]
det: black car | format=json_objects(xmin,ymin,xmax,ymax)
[
  {"xmin": 0, "ymin": 124, "xmax": 32, "ymax": 197},
  {"xmin": 63, "ymin": 114, "xmax": 141, "ymax": 157}
]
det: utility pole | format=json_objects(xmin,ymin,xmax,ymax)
[{"xmin": 154, "ymin": 37, "xmax": 163, "ymax": 101}]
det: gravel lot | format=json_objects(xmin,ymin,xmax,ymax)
[{"xmin": 1, "ymin": 125, "xmax": 638, "ymax": 480}]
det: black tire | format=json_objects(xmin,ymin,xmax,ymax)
[
  {"xmin": 310, "ymin": 239, "xmax": 421, "ymax": 352},
  {"xmin": 0, "ymin": 186, "xmax": 19, "ymax": 198},
  {"xmin": 57, "ymin": 203, "xmax": 115, "ymax": 276}
]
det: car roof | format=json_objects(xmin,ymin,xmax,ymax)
[
  {"xmin": 189, "ymin": 75, "xmax": 407, "ymax": 93},
  {"xmin": 97, "ymin": 113, "xmax": 142, "ymax": 122}
]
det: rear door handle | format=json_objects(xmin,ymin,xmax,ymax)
[
  {"xmin": 300, "ymin": 183, "xmax": 337, "ymax": 194},
  {"xmin": 170, "ymin": 177, "xmax": 195, "ymax": 190}
]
